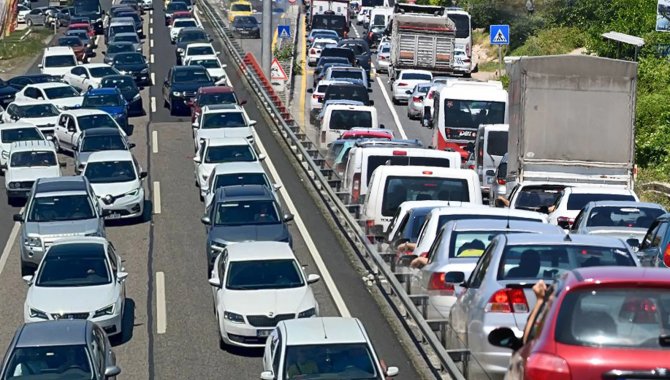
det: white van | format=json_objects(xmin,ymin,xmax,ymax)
[
  {"xmin": 343, "ymin": 145, "xmax": 461, "ymax": 204},
  {"xmin": 473, "ymin": 124, "xmax": 508, "ymax": 197},
  {"xmin": 362, "ymin": 166, "xmax": 482, "ymax": 234},
  {"xmin": 39, "ymin": 46, "xmax": 78, "ymax": 77},
  {"xmin": 319, "ymin": 104, "xmax": 378, "ymax": 148},
  {"xmin": 368, "ymin": 6, "xmax": 393, "ymax": 30}
]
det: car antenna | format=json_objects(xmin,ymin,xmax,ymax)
[
  {"xmin": 320, "ymin": 317, "xmax": 328, "ymax": 340},
  {"xmin": 564, "ymin": 231, "xmax": 572, "ymax": 242},
  {"xmin": 505, "ymin": 210, "xmax": 511, "ymax": 230}
]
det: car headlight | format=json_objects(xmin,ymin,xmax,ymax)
[
  {"xmin": 172, "ymin": 91, "xmax": 183, "ymax": 97},
  {"xmin": 133, "ymin": 93, "xmax": 141, "ymax": 100},
  {"xmin": 223, "ymin": 311, "xmax": 244, "ymax": 323},
  {"xmin": 298, "ymin": 308, "xmax": 316, "ymax": 318},
  {"xmin": 8, "ymin": 182, "xmax": 20, "ymax": 189},
  {"xmin": 24, "ymin": 236, "xmax": 41, "ymax": 247},
  {"xmin": 126, "ymin": 188, "xmax": 140, "ymax": 197},
  {"xmin": 119, "ymin": 70, "xmax": 128, "ymax": 75},
  {"xmin": 1, "ymin": 150, "xmax": 9, "ymax": 159},
  {"xmin": 29, "ymin": 308, "xmax": 49, "ymax": 319},
  {"xmin": 93, "ymin": 304, "xmax": 114, "ymax": 318},
  {"xmin": 141, "ymin": 68, "xmax": 149, "ymax": 74},
  {"xmin": 177, "ymin": 48, "xmax": 184, "ymax": 53}
]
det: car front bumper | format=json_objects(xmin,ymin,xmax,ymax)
[
  {"xmin": 221, "ymin": 319, "xmax": 274, "ymax": 348},
  {"xmin": 100, "ymin": 190, "xmax": 145, "ymax": 220},
  {"xmin": 6, "ymin": 188, "xmax": 32, "ymax": 199},
  {"xmin": 25, "ymin": 309, "xmax": 123, "ymax": 336}
]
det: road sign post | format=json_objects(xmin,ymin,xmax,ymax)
[{"xmin": 489, "ymin": 24, "xmax": 510, "ymax": 78}]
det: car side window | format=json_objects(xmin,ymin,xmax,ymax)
[
  {"xmin": 199, "ymin": 141, "xmax": 207, "ymax": 160},
  {"xmin": 217, "ymin": 249, "xmax": 228, "ymax": 282},
  {"xmin": 272, "ymin": 330, "xmax": 282, "ymax": 376},
  {"xmin": 108, "ymin": 243, "xmax": 119, "ymax": 274},
  {"xmin": 90, "ymin": 328, "xmax": 106, "ymax": 377},
  {"xmin": 37, "ymin": 89, "xmax": 46, "ymax": 100},
  {"xmin": 24, "ymin": 87, "xmax": 37, "ymax": 98},
  {"xmin": 67, "ymin": 116, "xmax": 76, "ymax": 131},
  {"xmin": 571, "ymin": 209, "xmax": 585, "ymax": 230},
  {"xmin": 71, "ymin": 66, "xmax": 83, "ymax": 75},
  {"xmin": 641, "ymin": 220, "xmax": 660, "ymax": 249},
  {"xmin": 467, "ymin": 240, "xmax": 497, "ymax": 288},
  {"xmin": 652, "ymin": 222, "xmax": 669, "ymax": 248}
]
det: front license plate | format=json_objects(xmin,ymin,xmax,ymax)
[
  {"xmin": 256, "ymin": 329, "xmax": 272, "ymax": 337},
  {"xmin": 106, "ymin": 213, "xmax": 122, "ymax": 219}
]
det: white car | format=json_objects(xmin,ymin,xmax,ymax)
[
  {"xmin": 209, "ymin": 241, "xmax": 320, "ymax": 348},
  {"xmin": 81, "ymin": 150, "xmax": 147, "ymax": 220},
  {"xmin": 375, "ymin": 41, "xmax": 391, "ymax": 73},
  {"xmin": 391, "ymin": 69, "xmax": 433, "ymax": 104},
  {"xmin": 453, "ymin": 48, "xmax": 472, "ymax": 75},
  {"xmin": 202, "ymin": 161, "xmax": 280, "ymax": 208},
  {"xmin": 308, "ymin": 38, "xmax": 338, "ymax": 65},
  {"xmin": 55, "ymin": 109, "xmax": 127, "ymax": 153},
  {"xmin": 193, "ymin": 104, "xmax": 257, "ymax": 150},
  {"xmin": 193, "ymin": 137, "xmax": 265, "ymax": 198},
  {"xmin": 184, "ymin": 55, "xmax": 229, "ymax": 85},
  {"xmin": 0, "ymin": 122, "xmax": 47, "ymax": 167},
  {"xmin": 62, "ymin": 63, "xmax": 121, "ymax": 92},
  {"xmin": 23, "ymin": 237, "xmax": 127, "ymax": 336},
  {"xmin": 357, "ymin": 7, "xmax": 371, "ymax": 24},
  {"xmin": 170, "ymin": 18, "xmax": 200, "ymax": 42},
  {"xmin": 15, "ymin": 82, "xmax": 84, "ymax": 110},
  {"xmin": 261, "ymin": 317, "xmax": 399, "ymax": 380},
  {"xmin": 4, "ymin": 140, "xmax": 62, "ymax": 202},
  {"xmin": 548, "ymin": 186, "xmax": 639, "ymax": 228},
  {"xmin": 182, "ymin": 43, "xmax": 218, "ymax": 64},
  {"xmin": 141, "ymin": 0, "xmax": 153, "ymax": 10},
  {"xmin": 39, "ymin": 46, "xmax": 78, "ymax": 76},
  {"xmin": 2, "ymin": 100, "xmax": 61, "ymax": 137},
  {"xmin": 17, "ymin": 5, "xmax": 30, "ymax": 23}
]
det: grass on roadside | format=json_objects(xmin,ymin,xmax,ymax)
[
  {"xmin": 0, "ymin": 28, "xmax": 53, "ymax": 61},
  {"xmin": 477, "ymin": 60, "xmax": 502, "ymax": 72}
]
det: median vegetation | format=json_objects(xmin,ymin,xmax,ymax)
[{"xmin": 0, "ymin": 28, "xmax": 53, "ymax": 62}]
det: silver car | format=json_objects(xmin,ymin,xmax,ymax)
[
  {"xmin": 14, "ymin": 176, "xmax": 107, "ymax": 275},
  {"xmin": 406, "ymin": 83, "xmax": 432, "ymax": 120},
  {"xmin": 570, "ymin": 200, "xmax": 666, "ymax": 246},
  {"xmin": 0, "ymin": 320, "xmax": 121, "ymax": 379},
  {"xmin": 74, "ymin": 128, "xmax": 134, "ymax": 174},
  {"xmin": 447, "ymin": 233, "xmax": 640, "ymax": 379},
  {"xmin": 375, "ymin": 41, "xmax": 391, "ymax": 73}
]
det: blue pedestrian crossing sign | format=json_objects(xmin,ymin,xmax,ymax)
[
  {"xmin": 278, "ymin": 25, "xmax": 290, "ymax": 39},
  {"xmin": 490, "ymin": 25, "xmax": 510, "ymax": 45}
]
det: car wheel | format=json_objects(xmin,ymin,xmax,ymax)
[
  {"xmin": 392, "ymin": 97, "xmax": 398, "ymax": 105},
  {"xmin": 169, "ymin": 102, "xmax": 176, "ymax": 115},
  {"xmin": 20, "ymin": 260, "xmax": 34, "ymax": 277},
  {"xmin": 53, "ymin": 138, "xmax": 61, "ymax": 153},
  {"xmin": 27, "ymin": 19, "xmax": 32, "ymax": 27}
]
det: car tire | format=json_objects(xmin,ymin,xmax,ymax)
[
  {"xmin": 27, "ymin": 19, "xmax": 32, "ymax": 27},
  {"xmin": 169, "ymin": 102, "xmax": 176, "ymax": 115},
  {"xmin": 392, "ymin": 97, "xmax": 398, "ymax": 105},
  {"xmin": 53, "ymin": 138, "xmax": 61, "ymax": 153},
  {"xmin": 20, "ymin": 260, "xmax": 34, "ymax": 277}
]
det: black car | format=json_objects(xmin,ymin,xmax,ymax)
[
  {"xmin": 163, "ymin": 65, "xmax": 215, "ymax": 115},
  {"xmin": 112, "ymin": 52, "xmax": 150, "ymax": 86},
  {"xmin": 313, "ymin": 62, "xmax": 352, "ymax": 88},
  {"xmin": 337, "ymin": 39, "xmax": 371, "ymax": 78},
  {"xmin": 100, "ymin": 75, "xmax": 143, "ymax": 116},
  {"xmin": 0, "ymin": 79, "xmax": 18, "ymax": 108},
  {"xmin": 175, "ymin": 27, "xmax": 211, "ymax": 63},
  {"xmin": 323, "ymin": 83, "xmax": 373, "ymax": 106},
  {"xmin": 6, "ymin": 74, "xmax": 61, "ymax": 91},
  {"xmin": 231, "ymin": 16, "xmax": 260, "ymax": 38},
  {"xmin": 103, "ymin": 41, "xmax": 136, "ymax": 65},
  {"xmin": 109, "ymin": 5, "xmax": 135, "ymax": 18}
]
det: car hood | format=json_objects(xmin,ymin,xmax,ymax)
[
  {"xmin": 6, "ymin": 166, "xmax": 60, "ymax": 183},
  {"xmin": 172, "ymin": 81, "xmax": 214, "ymax": 91},
  {"xmin": 25, "ymin": 219, "xmax": 100, "ymax": 237},
  {"xmin": 206, "ymin": 68, "xmax": 226, "ymax": 78},
  {"xmin": 0, "ymin": 85, "xmax": 18, "ymax": 96},
  {"xmin": 42, "ymin": 67, "xmax": 73, "ymax": 76},
  {"xmin": 209, "ymin": 223, "xmax": 289, "ymax": 243},
  {"xmin": 91, "ymin": 105, "xmax": 125, "ymax": 115},
  {"xmin": 222, "ymin": 286, "xmax": 314, "ymax": 316},
  {"xmin": 91, "ymin": 179, "xmax": 140, "ymax": 198},
  {"xmin": 114, "ymin": 63, "xmax": 148, "ymax": 72},
  {"xmin": 51, "ymin": 96, "xmax": 84, "ymax": 109},
  {"xmin": 585, "ymin": 227, "xmax": 648, "ymax": 241},
  {"xmin": 27, "ymin": 284, "xmax": 117, "ymax": 314},
  {"xmin": 196, "ymin": 127, "xmax": 251, "ymax": 141}
]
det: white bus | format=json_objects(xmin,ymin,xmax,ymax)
[{"xmin": 446, "ymin": 7, "xmax": 472, "ymax": 58}]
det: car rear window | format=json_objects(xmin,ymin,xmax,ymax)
[
  {"xmin": 328, "ymin": 110, "xmax": 372, "ymax": 130},
  {"xmin": 567, "ymin": 193, "xmax": 637, "ymax": 211},
  {"xmin": 330, "ymin": 70, "xmax": 364, "ymax": 80},
  {"xmin": 401, "ymin": 73, "xmax": 432, "ymax": 81},
  {"xmin": 449, "ymin": 230, "xmax": 525, "ymax": 259},
  {"xmin": 214, "ymin": 173, "xmax": 268, "ymax": 189},
  {"xmin": 555, "ymin": 288, "xmax": 670, "ymax": 350},
  {"xmin": 585, "ymin": 206, "xmax": 665, "ymax": 229},
  {"xmin": 366, "ymin": 155, "xmax": 453, "ymax": 184},
  {"xmin": 487, "ymin": 130, "xmax": 508, "ymax": 156},
  {"xmin": 381, "ymin": 176, "xmax": 469, "ymax": 217},
  {"xmin": 514, "ymin": 186, "xmax": 565, "ymax": 212},
  {"xmin": 325, "ymin": 86, "xmax": 369, "ymax": 104}
]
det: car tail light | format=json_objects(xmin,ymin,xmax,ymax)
[
  {"xmin": 427, "ymin": 91, "xmax": 434, "ymax": 100},
  {"xmin": 525, "ymin": 353, "xmax": 570, "ymax": 380},
  {"xmin": 312, "ymin": 94, "xmax": 322, "ymax": 100},
  {"xmin": 412, "ymin": 96, "xmax": 422, "ymax": 103},
  {"xmin": 397, "ymin": 82, "xmax": 408, "ymax": 87},
  {"xmin": 466, "ymin": 43, "xmax": 471, "ymax": 57},
  {"xmin": 352, "ymin": 173, "xmax": 361, "ymax": 202},
  {"xmin": 393, "ymin": 150, "xmax": 407, "ymax": 156},
  {"xmin": 478, "ymin": 147, "xmax": 483, "ymax": 160},
  {"xmin": 497, "ymin": 178, "xmax": 506, "ymax": 185},
  {"xmin": 619, "ymin": 297, "xmax": 659, "ymax": 324},
  {"xmin": 557, "ymin": 216, "xmax": 574, "ymax": 227},
  {"xmin": 427, "ymin": 272, "xmax": 455, "ymax": 294},
  {"xmin": 664, "ymin": 243, "xmax": 670, "ymax": 267},
  {"xmin": 485, "ymin": 288, "xmax": 529, "ymax": 313},
  {"xmin": 379, "ymin": 56, "xmax": 385, "ymax": 60},
  {"xmin": 368, "ymin": 32, "xmax": 373, "ymax": 39},
  {"xmin": 310, "ymin": 48, "xmax": 316, "ymax": 54},
  {"xmin": 422, "ymin": 171, "xmax": 433, "ymax": 175},
  {"xmin": 468, "ymin": 164, "xmax": 475, "ymax": 170}
]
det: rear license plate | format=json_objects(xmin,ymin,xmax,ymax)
[{"xmin": 256, "ymin": 329, "xmax": 272, "ymax": 337}]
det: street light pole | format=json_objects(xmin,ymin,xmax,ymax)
[{"xmin": 261, "ymin": 0, "xmax": 272, "ymax": 79}]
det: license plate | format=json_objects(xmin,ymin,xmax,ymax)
[
  {"xmin": 256, "ymin": 329, "xmax": 272, "ymax": 337},
  {"xmin": 106, "ymin": 213, "xmax": 122, "ymax": 219}
]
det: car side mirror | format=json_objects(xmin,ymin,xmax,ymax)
[
  {"xmin": 80, "ymin": 74, "xmax": 87, "ymax": 78},
  {"xmin": 117, "ymin": 272, "xmax": 129, "ymax": 281},
  {"xmin": 486, "ymin": 169, "xmax": 496, "ymax": 176},
  {"xmin": 0, "ymin": 163, "xmax": 6, "ymax": 170},
  {"xmin": 59, "ymin": 162, "xmax": 67, "ymax": 168},
  {"xmin": 238, "ymin": 99, "xmax": 247, "ymax": 106},
  {"xmin": 38, "ymin": 64, "xmax": 43, "ymax": 68},
  {"xmin": 488, "ymin": 327, "xmax": 523, "ymax": 351},
  {"xmin": 379, "ymin": 123, "xmax": 386, "ymax": 129},
  {"xmin": 257, "ymin": 153, "xmax": 266, "ymax": 161},
  {"xmin": 385, "ymin": 367, "xmax": 399, "ymax": 377},
  {"xmin": 208, "ymin": 277, "xmax": 222, "ymax": 288},
  {"xmin": 104, "ymin": 365, "xmax": 121, "ymax": 377},
  {"xmin": 139, "ymin": 171, "xmax": 148, "ymax": 179},
  {"xmin": 260, "ymin": 371, "xmax": 274, "ymax": 380},
  {"xmin": 249, "ymin": 120, "xmax": 257, "ymax": 127},
  {"xmin": 465, "ymin": 142, "xmax": 474, "ymax": 153},
  {"xmin": 405, "ymin": 90, "xmax": 412, "ymax": 95},
  {"xmin": 201, "ymin": 216, "xmax": 211, "ymax": 225},
  {"xmin": 368, "ymin": 100, "xmax": 374, "ymax": 106},
  {"xmin": 13, "ymin": 214, "xmax": 23, "ymax": 222},
  {"xmin": 307, "ymin": 88, "xmax": 313, "ymax": 94},
  {"xmin": 22, "ymin": 275, "xmax": 33, "ymax": 285},
  {"xmin": 283, "ymin": 213, "xmax": 294, "ymax": 222},
  {"xmin": 129, "ymin": 143, "xmax": 136, "ymax": 149},
  {"xmin": 102, "ymin": 51, "xmax": 106, "ymax": 55},
  {"xmin": 307, "ymin": 274, "xmax": 320, "ymax": 284},
  {"xmin": 445, "ymin": 271, "xmax": 465, "ymax": 284},
  {"xmin": 627, "ymin": 238, "xmax": 640, "ymax": 250},
  {"xmin": 273, "ymin": 183, "xmax": 282, "ymax": 191},
  {"xmin": 192, "ymin": 156, "xmax": 202, "ymax": 163}
]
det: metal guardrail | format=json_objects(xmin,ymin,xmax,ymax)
[
  {"xmin": 639, "ymin": 181, "xmax": 670, "ymax": 201},
  {"xmin": 198, "ymin": 1, "xmax": 467, "ymax": 378}
]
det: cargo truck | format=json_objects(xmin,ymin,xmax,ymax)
[{"xmin": 505, "ymin": 55, "xmax": 637, "ymax": 191}]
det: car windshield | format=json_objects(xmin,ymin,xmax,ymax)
[
  {"xmin": 167, "ymin": 2, "xmax": 188, "ymax": 11},
  {"xmin": 204, "ymin": 145, "xmax": 255, "ymax": 163},
  {"xmin": 44, "ymin": 55, "xmax": 77, "ymax": 68},
  {"xmin": 89, "ymin": 66, "xmax": 119, "ymax": 78},
  {"xmin": 585, "ymin": 206, "xmax": 665, "ymax": 229},
  {"xmin": 556, "ymin": 287, "xmax": 670, "ymax": 350},
  {"xmin": 325, "ymin": 86, "xmax": 368, "ymax": 103},
  {"xmin": 401, "ymin": 72, "xmax": 432, "ymax": 81},
  {"xmin": 444, "ymin": 99, "xmax": 506, "ymax": 130},
  {"xmin": 36, "ymin": 250, "xmax": 110, "ymax": 287},
  {"xmin": 1, "ymin": 128, "xmax": 42, "ymax": 143},
  {"xmin": 173, "ymin": 69, "xmax": 211, "ymax": 82},
  {"xmin": 498, "ymin": 244, "xmax": 636, "ymax": 281},
  {"xmin": 567, "ymin": 193, "xmax": 637, "ymax": 211},
  {"xmin": 187, "ymin": 46, "xmax": 215, "ymax": 56},
  {"xmin": 114, "ymin": 53, "xmax": 144, "ymax": 64},
  {"xmin": 226, "ymin": 259, "xmax": 303, "ymax": 290},
  {"xmin": 189, "ymin": 58, "xmax": 220, "ymax": 68},
  {"xmin": 83, "ymin": 94, "xmax": 123, "ymax": 107},
  {"xmin": 234, "ymin": 16, "xmax": 257, "ymax": 24},
  {"xmin": 81, "ymin": 134, "xmax": 126, "ymax": 152},
  {"xmin": 198, "ymin": 92, "xmax": 237, "ymax": 105},
  {"xmin": 28, "ymin": 194, "xmax": 96, "ymax": 222},
  {"xmin": 179, "ymin": 31, "xmax": 207, "ymax": 42},
  {"xmin": 10, "ymin": 151, "xmax": 57, "ymax": 167},
  {"xmin": 16, "ymin": 104, "xmax": 60, "ymax": 118},
  {"xmin": 67, "ymin": 30, "xmax": 88, "ymax": 40},
  {"xmin": 328, "ymin": 110, "xmax": 372, "ymax": 130},
  {"xmin": 84, "ymin": 160, "xmax": 136, "ymax": 183},
  {"xmin": 77, "ymin": 114, "xmax": 118, "ymax": 130},
  {"xmin": 4, "ymin": 345, "xmax": 93, "ymax": 379},
  {"xmin": 283, "ymin": 343, "xmax": 377, "ymax": 379},
  {"xmin": 58, "ymin": 37, "xmax": 83, "ymax": 47},
  {"xmin": 514, "ymin": 186, "xmax": 565, "ymax": 211},
  {"xmin": 44, "ymin": 86, "xmax": 80, "ymax": 99},
  {"xmin": 107, "ymin": 43, "xmax": 134, "ymax": 54},
  {"xmin": 114, "ymin": 34, "xmax": 139, "ymax": 44},
  {"xmin": 110, "ymin": 24, "xmax": 135, "ymax": 34},
  {"xmin": 231, "ymin": 3, "xmax": 251, "ymax": 11},
  {"xmin": 201, "ymin": 112, "xmax": 246, "ymax": 129},
  {"xmin": 215, "ymin": 200, "xmax": 280, "ymax": 225},
  {"xmin": 382, "ymin": 176, "xmax": 470, "ymax": 217},
  {"xmin": 214, "ymin": 173, "xmax": 268, "ymax": 189},
  {"xmin": 175, "ymin": 19, "xmax": 197, "ymax": 27}
]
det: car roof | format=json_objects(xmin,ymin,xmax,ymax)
[
  {"xmin": 0, "ymin": 121, "xmax": 39, "ymax": 130},
  {"xmin": 565, "ymin": 267, "xmax": 670, "ymax": 287},
  {"xmin": 399, "ymin": 69, "xmax": 433, "ymax": 75},
  {"xmin": 86, "ymin": 87, "xmax": 120, "ymax": 95},
  {"xmin": 43, "ymin": 46, "xmax": 74, "ymax": 55},
  {"xmin": 449, "ymin": 219, "xmax": 561, "ymax": 233},
  {"xmin": 585, "ymin": 201, "xmax": 664, "ymax": 209},
  {"xmin": 81, "ymin": 63, "xmax": 112, "ymax": 69},
  {"xmin": 66, "ymin": 109, "xmax": 108, "ymax": 116},
  {"xmin": 113, "ymin": 32, "xmax": 139, "ymax": 38},
  {"xmin": 8, "ymin": 99, "xmax": 56, "ymax": 106},
  {"xmin": 226, "ymin": 242, "xmax": 294, "ymax": 261},
  {"xmin": 567, "ymin": 186, "xmax": 634, "ymax": 195},
  {"xmin": 87, "ymin": 150, "xmax": 133, "ymax": 163},
  {"xmin": 429, "ymin": 206, "xmax": 544, "ymax": 220},
  {"xmin": 202, "ymin": 104, "xmax": 242, "ymax": 112},
  {"xmin": 81, "ymin": 127, "xmax": 123, "ymax": 137},
  {"xmin": 16, "ymin": 320, "xmax": 91, "ymax": 348},
  {"xmin": 35, "ymin": 176, "xmax": 88, "ymax": 194},
  {"xmin": 214, "ymin": 184, "xmax": 273, "ymax": 202},
  {"xmin": 28, "ymin": 82, "xmax": 73, "ymax": 89},
  {"xmin": 502, "ymin": 232, "xmax": 628, "ymax": 247},
  {"xmin": 48, "ymin": 237, "xmax": 107, "ymax": 252},
  {"xmin": 174, "ymin": 17, "xmax": 197, "ymax": 22},
  {"xmin": 213, "ymin": 161, "xmax": 265, "ymax": 174},
  {"xmin": 9, "ymin": 140, "xmax": 56, "ymax": 152},
  {"xmin": 206, "ymin": 137, "xmax": 251, "ymax": 146},
  {"xmin": 282, "ymin": 317, "xmax": 367, "ymax": 345},
  {"xmin": 199, "ymin": 86, "xmax": 234, "ymax": 94}
]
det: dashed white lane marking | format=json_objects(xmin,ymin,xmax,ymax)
[
  {"xmin": 150, "ymin": 39, "xmax": 154, "ymax": 48},
  {"xmin": 151, "ymin": 72, "xmax": 155, "ymax": 85},
  {"xmin": 376, "ymin": 76, "xmax": 408, "ymax": 139},
  {"xmin": 150, "ymin": 96, "xmax": 156, "ymax": 113},
  {"xmin": 153, "ymin": 181, "xmax": 161, "ymax": 214},
  {"xmin": 149, "ymin": 27, "xmax": 153, "ymax": 34},
  {"xmin": 156, "ymin": 271, "xmax": 167, "ymax": 334},
  {"xmin": 152, "ymin": 130, "xmax": 158, "ymax": 154},
  {"xmin": 150, "ymin": 54, "xmax": 155, "ymax": 63},
  {"xmin": 0, "ymin": 209, "xmax": 23, "ymax": 278}
]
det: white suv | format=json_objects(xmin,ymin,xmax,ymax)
[
  {"xmin": 3, "ymin": 140, "xmax": 63, "ymax": 203},
  {"xmin": 39, "ymin": 46, "xmax": 78, "ymax": 76},
  {"xmin": 192, "ymin": 104, "xmax": 256, "ymax": 150},
  {"xmin": 548, "ymin": 186, "xmax": 639, "ymax": 228}
]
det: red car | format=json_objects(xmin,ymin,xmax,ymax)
[
  {"xmin": 68, "ymin": 23, "xmax": 95, "ymax": 39},
  {"xmin": 171, "ymin": 11, "xmax": 194, "ymax": 25},
  {"xmin": 187, "ymin": 86, "xmax": 246, "ymax": 124},
  {"xmin": 489, "ymin": 266, "xmax": 670, "ymax": 379}
]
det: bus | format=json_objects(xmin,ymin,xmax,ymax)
[{"xmin": 446, "ymin": 7, "xmax": 472, "ymax": 58}]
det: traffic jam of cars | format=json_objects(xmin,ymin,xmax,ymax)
[{"xmin": 0, "ymin": 0, "xmax": 668, "ymax": 377}]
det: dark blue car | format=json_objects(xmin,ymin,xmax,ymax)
[
  {"xmin": 82, "ymin": 88, "xmax": 129, "ymax": 132},
  {"xmin": 162, "ymin": 65, "xmax": 214, "ymax": 115},
  {"xmin": 99, "ymin": 75, "xmax": 143, "ymax": 116}
]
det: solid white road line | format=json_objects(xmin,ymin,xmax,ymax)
[
  {"xmin": 0, "ymin": 217, "xmax": 22, "ymax": 278},
  {"xmin": 150, "ymin": 54, "xmax": 155, "ymax": 64},
  {"xmin": 253, "ymin": 130, "xmax": 351, "ymax": 317},
  {"xmin": 376, "ymin": 77, "xmax": 408, "ymax": 140},
  {"xmin": 153, "ymin": 181, "xmax": 161, "ymax": 214},
  {"xmin": 151, "ymin": 96, "xmax": 156, "ymax": 113},
  {"xmin": 156, "ymin": 271, "xmax": 167, "ymax": 334},
  {"xmin": 152, "ymin": 130, "xmax": 158, "ymax": 154}
]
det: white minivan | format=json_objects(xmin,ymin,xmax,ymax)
[
  {"xmin": 319, "ymin": 104, "xmax": 378, "ymax": 148},
  {"xmin": 473, "ymin": 124, "xmax": 508, "ymax": 197},
  {"xmin": 342, "ymin": 145, "xmax": 461, "ymax": 204},
  {"xmin": 39, "ymin": 46, "xmax": 78, "ymax": 77},
  {"xmin": 361, "ymin": 166, "xmax": 482, "ymax": 235}
]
